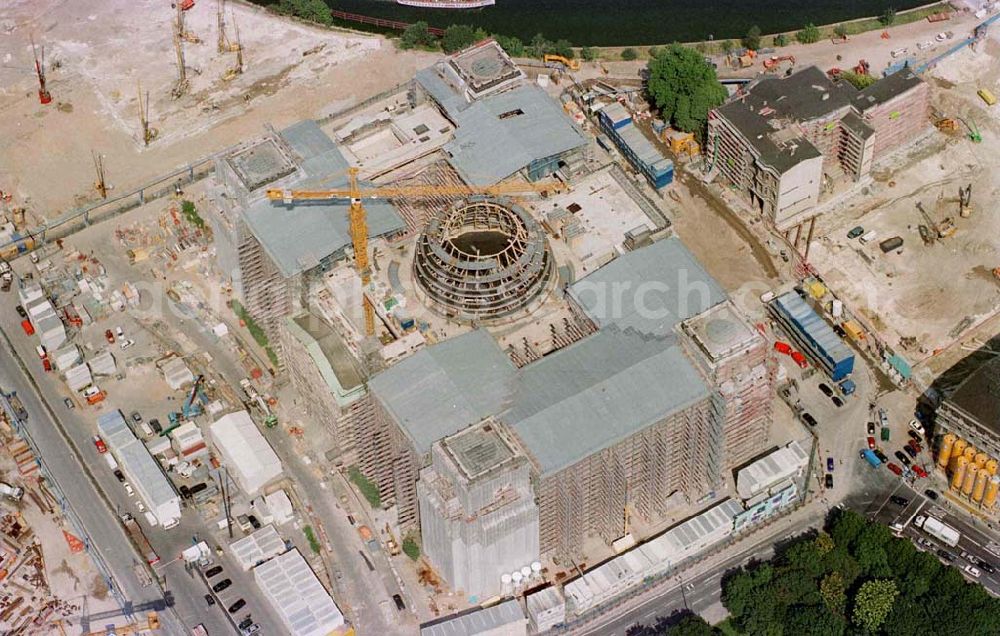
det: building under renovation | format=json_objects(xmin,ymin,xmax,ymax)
[
  {"xmin": 352, "ymin": 237, "xmax": 772, "ymax": 597},
  {"xmin": 207, "ymin": 40, "xmax": 588, "ymax": 364},
  {"xmin": 708, "ymin": 67, "xmax": 929, "ymax": 230}
]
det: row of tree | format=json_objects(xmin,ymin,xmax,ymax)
[{"xmin": 651, "ymin": 509, "xmax": 1000, "ymax": 635}]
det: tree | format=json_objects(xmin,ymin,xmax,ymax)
[
  {"xmin": 820, "ymin": 571, "xmax": 847, "ymax": 615},
  {"xmin": 648, "ymin": 46, "xmax": 661, "ymax": 59},
  {"xmin": 277, "ymin": 0, "xmax": 333, "ymax": 25},
  {"xmin": 551, "ymin": 39, "xmax": 575, "ymax": 58},
  {"xmin": 833, "ymin": 24, "xmax": 848, "ymax": 39},
  {"xmin": 581, "ymin": 46, "xmax": 597, "ymax": 61},
  {"xmin": 815, "ymin": 532, "xmax": 835, "ymax": 555},
  {"xmin": 797, "ymin": 23, "xmax": 821, "ymax": 44},
  {"xmin": 742, "ymin": 25, "xmax": 762, "ymax": 51},
  {"xmin": 853, "ymin": 579, "xmax": 898, "ymax": 632},
  {"xmin": 829, "ymin": 508, "xmax": 866, "ymax": 549},
  {"xmin": 442, "ymin": 24, "xmax": 485, "ymax": 53},
  {"xmin": 665, "ymin": 613, "xmax": 718, "ymax": 635},
  {"xmin": 621, "ymin": 47, "xmax": 638, "ymax": 61},
  {"xmin": 402, "ymin": 534, "xmax": 420, "ymax": 560},
  {"xmin": 880, "ymin": 7, "xmax": 897, "ymax": 27},
  {"xmin": 784, "ymin": 605, "xmax": 846, "ymax": 636},
  {"xmin": 527, "ymin": 33, "xmax": 551, "ymax": 58},
  {"xmin": 400, "ymin": 21, "xmax": 436, "ymax": 49},
  {"xmin": 839, "ymin": 71, "xmax": 876, "ymax": 90},
  {"xmin": 645, "ymin": 43, "xmax": 726, "ymax": 138},
  {"xmin": 721, "ymin": 40, "xmax": 735, "ymax": 55},
  {"xmin": 773, "ymin": 33, "xmax": 789, "ymax": 47},
  {"xmin": 494, "ymin": 34, "xmax": 524, "ymax": 56}
]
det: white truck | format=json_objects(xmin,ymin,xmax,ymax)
[
  {"xmin": 915, "ymin": 515, "xmax": 960, "ymax": 548},
  {"xmin": 0, "ymin": 482, "xmax": 24, "ymax": 501}
]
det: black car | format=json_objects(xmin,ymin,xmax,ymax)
[
  {"xmin": 894, "ymin": 451, "xmax": 911, "ymax": 467},
  {"xmin": 890, "ymin": 495, "xmax": 909, "ymax": 506},
  {"xmin": 248, "ymin": 515, "xmax": 261, "ymax": 530},
  {"xmin": 908, "ymin": 430, "xmax": 921, "ymax": 441},
  {"xmin": 205, "ymin": 594, "xmax": 216, "ymax": 606},
  {"xmin": 130, "ymin": 411, "xmax": 142, "ymax": 424},
  {"xmin": 924, "ymin": 489, "xmax": 939, "ymax": 500},
  {"xmin": 392, "ymin": 594, "xmax": 406, "ymax": 611},
  {"xmin": 938, "ymin": 549, "xmax": 955, "ymax": 562},
  {"xmin": 15, "ymin": 305, "xmax": 26, "ymax": 318},
  {"xmin": 228, "ymin": 599, "xmax": 246, "ymax": 614},
  {"xmin": 819, "ymin": 383, "xmax": 834, "ymax": 397},
  {"xmin": 113, "ymin": 469, "xmax": 125, "ymax": 483},
  {"xmin": 150, "ymin": 418, "xmax": 162, "ymax": 434},
  {"xmin": 903, "ymin": 445, "xmax": 918, "ymax": 458},
  {"xmin": 874, "ymin": 449, "xmax": 889, "ymax": 463},
  {"xmin": 824, "ymin": 474, "xmax": 834, "ymax": 488},
  {"xmin": 980, "ymin": 561, "xmax": 997, "ymax": 574},
  {"xmin": 64, "ymin": 397, "xmax": 75, "ymax": 409},
  {"xmin": 833, "ymin": 324, "xmax": 847, "ymax": 338},
  {"xmin": 238, "ymin": 617, "xmax": 254, "ymax": 630},
  {"xmin": 212, "ymin": 579, "xmax": 232, "ymax": 593},
  {"xmin": 831, "ymin": 396, "xmax": 844, "ymax": 408},
  {"xmin": 802, "ymin": 412, "xmax": 818, "ymax": 427},
  {"xmin": 205, "ymin": 565, "xmax": 223, "ymax": 578},
  {"xmin": 867, "ymin": 422, "xmax": 876, "ymax": 436}
]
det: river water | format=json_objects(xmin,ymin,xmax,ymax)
[{"xmin": 309, "ymin": 0, "xmax": 932, "ymax": 46}]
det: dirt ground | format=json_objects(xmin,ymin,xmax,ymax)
[
  {"xmin": 0, "ymin": 0, "xmax": 437, "ymax": 219},
  {"xmin": 807, "ymin": 36, "xmax": 1000, "ymax": 387}
]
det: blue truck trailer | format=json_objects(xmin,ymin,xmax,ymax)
[{"xmin": 861, "ymin": 449, "xmax": 881, "ymax": 468}]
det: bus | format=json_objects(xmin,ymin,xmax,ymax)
[{"xmin": 978, "ymin": 88, "xmax": 997, "ymax": 106}]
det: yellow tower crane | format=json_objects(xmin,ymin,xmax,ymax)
[{"xmin": 266, "ymin": 167, "xmax": 567, "ymax": 336}]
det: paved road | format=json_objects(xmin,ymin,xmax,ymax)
[{"xmin": 0, "ymin": 339, "xmax": 193, "ymax": 636}]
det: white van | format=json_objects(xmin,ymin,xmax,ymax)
[
  {"xmin": 104, "ymin": 453, "xmax": 119, "ymax": 471},
  {"xmin": 859, "ymin": 230, "xmax": 878, "ymax": 245},
  {"xmin": 890, "ymin": 47, "xmax": 908, "ymax": 58}
]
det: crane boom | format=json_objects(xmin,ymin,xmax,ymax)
[{"xmin": 266, "ymin": 167, "xmax": 566, "ymax": 337}]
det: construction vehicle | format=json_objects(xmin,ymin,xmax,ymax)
[
  {"xmin": 221, "ymin": 13, "xmax": 244, "ymax": 81},
  {"xmin": 854, "ymin": 59, "xmax": 870, "ymax": 75},
  {"xmin": 916, "ymin": 200, "xmax": 955, "ymax": 241},
  {"xmin": 543, "ymin": 54, "xmax": 580, "ymax": 71},
  {"xmin": 31, "ymin": 36, "xmax": 51, "ymax": 105},
  {"xmin": 78, "ymin": 611, "xmax": 159, "ymax": 635},
  {"xmin": 266, "ymin": 169, "xmax": 566, "ymax": 336},
  {"xmin": 121, "ymin": 514, "xmax": 160, "ymax": 565},
  {"xmin": 3, "ymin": 391, "xmax": 28, "ymax": 420},
  {"xmin": 959, "ymin": 117, "xmax": 982, "ymax": 143},
  {"xmin": 763, "ymin": 55, "xmax": 795, "ymax": 71},
  {"xmin": 183, "ymin": 374, "xmax": 206, "ymax": 419},
  {"xmin": 665, "ymin": 130, "xmax": 700, "ymax": 157},
  {"xmin": 959, "ymin": 183, "xmax": 972, "ymax": 218},
  {"xmin": 737, "ymin": 50, "xmax": 756, "ymax": 68},
  {"xmin": 936, "ymin": 117, "xmax": 958, "ymax": 133},
  {"xmin": 978, "ymin": 88, "xmax": 997, "ymax": 106}
]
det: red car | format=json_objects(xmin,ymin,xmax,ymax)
[
  {"xmin": 887, "ymin": 462, "xmax": 903, "ymax": 476},
  {"xmin": 790, "ymin": 351, "xmax": 808, "ymax": 368},
  {"xmin": 867, "ymin": 436, "xmax": 876, "ymax": 450},
  {"xmin": 92, "ymin": 435, "xmax": 107, "ymax": 454},
  {"xmin": 912, "ymin": 464, "xmax": 928, "ymax": 479},
  {"xmin": 774, "ymin": 341, "xmax": 792, "ymax": 355},
  {"xmin": 909, "ymin": 440, "xmax": 922, "ymax": 453},
  {"xmin": 104, "ymin": 329, "xmax": 115, "ymax": 344}
]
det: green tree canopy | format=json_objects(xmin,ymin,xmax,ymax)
[
  {"xmin": 840, "ymin": 70, "xmax": 877, "ymax": 90},
  {"xmin": 550, "ymin": 39, "xmax": 575, "ymax": 58},
  {"xmin": 797, "ymin": 23, "xmax": 821, "ymax": 44},
  {"xmin": 621, "ymin": 47, "xmax": 638, "ymax": 61},
  {"xmin": 773, "ymin": 33, "xmax": 789, "ymax": 47},
  {"xmin": 400, "ymin": 21, "xmax": 436, "ymax": 49},
  {"xmin": 852, "ymin": 579, "xmax": 898, "ymax": 632},
  {"xmin": 665, "ymin": 613, "xmax": 719, "ymax": 635},
  {"xmin": 494, "ymin": 34, "xmax": 524, "ymax": 56},
  {"xmin": 833, "ymin": 24, "xmax": 849, "ymax": 39},
  {"xmin": 645, "ymin": 43, "xmax": 726, "ymax": 138},
  {"xmin": 880, "ymin": 7, "xmax": 897, "ymax": 27},
  {"xmin": 820, "ymin": 571, "xmax": 847, "ymax": 615},
  {"xmin": 580, "ymin": 46, "xmax": 597, "ymax": 61},
  {"xmin": 742, "ymin": 25, "xmax": 762, "ymax": 51},
  {"xmin": 442, "ymin": 24, "xmax": 487, "ymax": 53},
  {"xmin": 277, "ymin": 0, "xmax": 332, "ymax": 25}
]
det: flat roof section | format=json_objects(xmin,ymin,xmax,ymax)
[
  {"xmin": 945, "ymin": 355, "xmax": 1000, "ymax": 439},
  {"xmin": 288, "ymin": 312, "xmax": 364, "ymax": 393},
  {"xmin": 441, "ymin": 421, "xmax": 516, "ymax": 482},
  {"xmin": 225, "ymin": 137, "xmax": 297, "ymax": 192},
  {"xmin": 682, "ymin": 300, "xmax": 761, "ymax": 362},
  {"xmin": 254, "ymin": 548, "xmax": 345, "ymax": 636},
  {"xmin": 369, "ymin": 330, "xmax": 517, "ymax": 455},
  {"xmin": 420, "ymin": 598, "xmax": 526, "ymax": 636},
  {"xmin": 230, "ymin": 524, "xmax": 286, "ymax": 571}
]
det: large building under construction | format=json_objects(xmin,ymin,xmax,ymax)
[{"xmin": 708, "ymin": 67, "xmax": 929, "ymax": 230}]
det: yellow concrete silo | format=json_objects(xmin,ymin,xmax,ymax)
[
  {"xmin": 985, "ymin": 476, "xmax": 1000, "ymax": 508},
  {"xmin": 975, "ymin": 452, "xmax": 989, "ymax": 469},
  {"xmin": 951, "ymin": 456, "xmax": 969, "ymax": 491},
  {"xmin": 950, "ymin": 438, "xmax": 968, "ymax": 471},
  {"xmin": 938, "ymin": 433, "xmax": 957, "ymax": 469},
  {"xmin": 964, "ymin": 445, "xmax": 978, "ymax": 464},
  {"xmin": 987, "ymin": 459, "xmax": 999, "ymax": 476},
  {"xmin": 963, "ymin": 465, "xmax": 979, "ymax": 497},
  {"xmin": 973, "ymin": 470, "xmax": 990, "ymax": 503}
]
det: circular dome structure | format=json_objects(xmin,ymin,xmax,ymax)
[{"xmin": 413, "ymin": 198, "xmax": 553, "ymax": 323}]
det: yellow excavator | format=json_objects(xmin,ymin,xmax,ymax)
[
  {"xmin": 543, "ymin": 54, "xmax": 581, "ymax": 71},
  {"xmin": 266, "ymin": 167, "xmax": 567, "ymax": 336}
]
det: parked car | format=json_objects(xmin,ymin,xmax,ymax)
[
  {"xmin": 966, "ymin": 564, "xmax": 982, "ymax": 578},
  {"xmin": 212, "ymin": 579, "xmax": 232, "ymax": 593},
  {"xmin": 909, "ymin": 419, "xmax": 925, "ymax": 436},
  {"xmin": 867, "ymin": 436, "xmax": 877, "ymax": 450},
  {"xmin": 979, "ymin": 561, "xmax": 996, "ymax": 574},
  {"xmin": 819, "ymin": 383, "xmax": 834, "ymax": 397},
  {"xmin": 827, "ymin": 457, "xmax": 834, "ymax": 472},
  {"xmin": 136, "ymin": 500, "xmax": 146, "ymax": 513},
  {"xmin": 64, "ymin": 397, "xmax": 75, "ymax": 409},
  {"xmin": 392, "ymin": 594, "xmax": 406, "ymax": 611},
  {"xmin": 238, "ymin": 617, "xmax": 254, "ymax": 630},
  {"xmin": 890, "ymin": 495, "xmax": 909, "ymax": 506},
  {"xmin": 113, "ymin": 469, "xmax": 125, "ymax": 483},
  {"xmin": 874, "ymin": 449, "xmax": 889, "ymax": 463},
  {"xmin": 938, "ymin": 549, "xmax": 955, "ymax": 562},
  {"xmin": 131, "ymin": 411, "xmax": 142, "ymax": 424},
  {"xmin": 912, "ymin": 464, "xmax": 928, "ymax": 478},
  {"xmin": 120, "ymin": 339, "xmax": 135, "ymax": 350},
  {"xmin": 903, "ymin": 445, "xmax": 917, "ymax": 458},
  {"xmin": 847, "ymin": 226, "xmax": 865, "ymax": 239},
  {"xmin": 824, "ymin": 474, "xmax": 834, "ymax": 489},
  {"xmin": 205, "ymin": 565, "xmax": 223, "ymax": 578},
  {"xmin": 802, "ymin": 412, "xmax": 818, "ymax": 427},
  {"xmin": 790, "ymin": 351, "xmax": 808, "ymax": 368},
  {"xmin": 887, "ymin": 463, "xmax": 903, "ymax": 476},
  {"xmin": 867, "ymin": 422, "xmax": 876, "ymax": 436},
  {"xmin": 105, "ymin": 329, "xmax": 115, "ymax": 344},
  {"xmin": 123, "ymin": 482, "xmax": 134, "ymax": 497},
  {"xmin": 908, "ymin": 430, "xmax": 922, "ymax": 441},
  {"xmin": 92, "ymin": 436, "xmax": 107, "ymax": 454},
  {"xmin": 15, "ymin": 305, "xmax": 27, "ymax": 319},
  {"xmin": 205, "ymin": 594, "xmax": 216, "ymax": 606},
  {"xmin": 228, "ymin": 599, "xmax": 246, "ymax": 614},
  {"xmin": 247, "ymin": 515, "xmax": 261, "ymax": 530},
  {"xmin": 115, "ymin": 326, "xmax": 124, "ymax": 338},
  {"xmin": 831, "ymin": 396, "xmax": 844, "ymax": 408},
  {"xmin": 895, "ymin": 451, "xmax": 911, "ymax": 467},
  {"xmin": 774, "ymin": 341, "xmax": 792, "ymax": 355},
  {"xmin": 924, "ymin": 489, "xmax": 939, "ymax": 500},
  {"xmin": 909, "ymin": 439, "xmax": 922, "ymax": 453}
]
